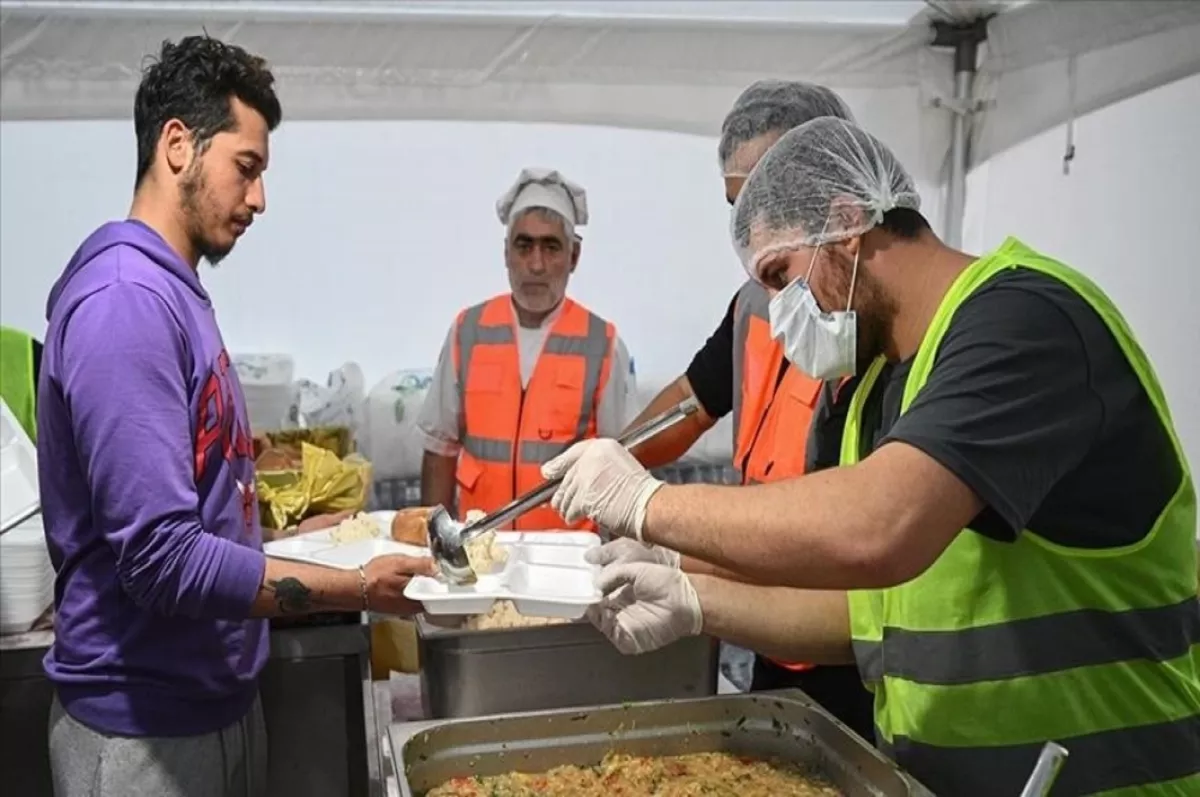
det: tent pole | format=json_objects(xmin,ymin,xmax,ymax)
[{"xmin": 932, "ymin": 18, "xmax": 989, "ymax": 249}]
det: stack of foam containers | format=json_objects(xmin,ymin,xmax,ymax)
[
  {"xmin": 0, "ymin": 400, "xmax": 54, "ymax": 634},
  {"xmin": 233, "ymin": 354, "xmax": 297, "ymax": 433}
]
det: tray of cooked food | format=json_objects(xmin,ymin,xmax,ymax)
[
  {"xmin": 263, "ymin": 507, "xmax": 605, "ymax": 620},
  {"xmin": 390, "ymin": 689, "xmax": 933, "ymax": 797},
  {"xmin": 415, "ymin": 611, "xmax": 718, "ymax": 719}
]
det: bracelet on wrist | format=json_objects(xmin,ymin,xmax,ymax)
[{"xmin": 357, "ymin": 565, "xmax": 370, "ymax": 612}]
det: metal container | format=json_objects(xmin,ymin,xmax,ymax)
[
  {"xmin": 390, "ymin": 689, "xmax": 934, "ymax": 797},
  {"xmin": 416, "ymin": 615, "xmax": 718, "ymax": 719}
]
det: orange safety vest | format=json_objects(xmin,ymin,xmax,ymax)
[
  {"xmin": 731, "ymin": 280, "xmax": 824, "ymax": 672},
  {"xmin": 452, "ymin": 295, "xmax": 615, "ymax": 531}
]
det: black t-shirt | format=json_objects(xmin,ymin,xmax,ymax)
[
  {"xmin": 850, "ymin": 268, "xmax": 1180, "ymax": 549},
  {"xmin": 685, "ymin": 291, "xmax": 744, "ymax": 421}
]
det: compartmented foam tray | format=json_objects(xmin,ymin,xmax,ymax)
[
  {"xmin": 263, "ymin": 517, "xmax": 602, "ymax": 620},
  {"xmin": 403, "ymin": 531, "xmax": 601, "ymax": 620}
]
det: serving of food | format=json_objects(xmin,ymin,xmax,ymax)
[
  {"xmin": 389, "ymin": 507, "xmax": 508, "ymax": 577},
  {"xmin": 460, "ymin": 600, "xmax": 569, "ymax": 631},
  {"xmin": 328, "ymin": 512, "xmax": 385, "ymax": 544},
  {"xmin": 425, "ymin": 752, "xmax": 843, "ymax": 797}
]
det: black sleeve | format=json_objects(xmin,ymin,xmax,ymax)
[
  {"xmin": 881, "ymin": 283, "xmax": 1104, "ymax": 540},
  {"xmin": 684, "ymin": 292, "xmax": 738, "ymax": 419},
  {"xmin": 31, "ymin": 338, "xmax": 44, "ymax": 399}
]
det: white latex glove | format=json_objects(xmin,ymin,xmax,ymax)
[
  {"xmin": 585, "ymin": 562, "xmax": 703, "ymax": 655},
  {"xmin": 542, "ymin": 439, "xmax": 664, "ymax": 540},
  {"xmin": 585, "ymin": 537, "xmax": 681, "ymax": 569}
]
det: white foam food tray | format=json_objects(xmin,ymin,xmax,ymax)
[
  {"xmin": 0, "ymin": 399, "xmax": 39, "ymax": 534},
  {"xmin": 264, "ymin": 513, "xmax": 602, "ymax": 620},
  {"xmin": 263, "ymin": 511, "xmax": 430, "ymax": 568},
  {"xmin": 404, "ymin": 531, "xmax": 602, "ymax": 620}
]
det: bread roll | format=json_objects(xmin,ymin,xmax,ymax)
[
  {"xmin": 391, "ymin": 507, "xmax": 433, "ymax": 546},
  {"xmin": 255, "ymin": 447, "xmax": 299, "ymax": 471}
]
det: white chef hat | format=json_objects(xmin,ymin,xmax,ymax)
[{"xmin": 496, "ymin": 167, "xmax": 589, "ymax": 239}]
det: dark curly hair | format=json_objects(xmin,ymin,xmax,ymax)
[{"xmin": 134, "ymin": 35, "xmax": 282, "ymax": 186}]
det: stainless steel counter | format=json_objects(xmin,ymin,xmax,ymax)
[{"xmin": 0, "ymin": 614, "xmax": 382, "ymax": 797}]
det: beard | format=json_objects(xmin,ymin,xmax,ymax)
[
  {"xmin": 822, "ymin": 246, "xmax": 896, "ymax": 366},
  {"xmin": 179, "ymin": 164, "xmax": 235, "ymax": 267}
]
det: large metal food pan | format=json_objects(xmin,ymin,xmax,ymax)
[
  {"xmin": 390, "ymin": 689, "xmax": 934, "ymax": 797},
  {"xmin": 416, "ymin": 615, "xmax": 718, "ymax": 719}
]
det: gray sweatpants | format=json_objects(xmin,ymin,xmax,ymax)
[{"xmin": 48, "ymin": 694, "xmax": 268, "ymax": 797}]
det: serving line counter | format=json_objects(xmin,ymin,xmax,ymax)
[{"xmin": 0, "ymin": 613, "xmax": 383, "ymax": 797}]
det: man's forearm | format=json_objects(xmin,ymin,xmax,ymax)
[
  {"xmin": 644, "ymin": 463, "xmax": 895, "ymax": 589},
  {"xmin": 690, "ymin": 574, "xmax": 854, "ymax": 665},
  {"xmin": 250, "ymin": 558, "xmax": 365, "ymax": 617},
  {"xmin": 681, "ymin": 555, "xmax": 760, "ymax": 584},
  {"xmin": 626, "ymin": 376, "xmax": 714, "ymax": 469},
  {"xmin": 643, "ymin": 443, "xmax": 975, "ymax": 591},
  {"xmin": 420, "ymin": 451, "xmax": 458, "ymax": 511}
]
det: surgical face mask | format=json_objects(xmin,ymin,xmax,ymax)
[{"xmin": 768, "ymin": 245, "xmax": 859, "ymax": 380}]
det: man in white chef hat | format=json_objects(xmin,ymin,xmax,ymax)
[{"xmin": 417, "ymin": 167, "xmax": 632, "ymax": 532}]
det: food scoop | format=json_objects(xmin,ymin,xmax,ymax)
[{"xmin": 429, "ymin": 396, "xmax": 701, "ymax": 584}]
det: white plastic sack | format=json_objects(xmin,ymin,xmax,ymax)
[
  {"xmin": 359, "ymin": 369, "xmax": 435, "ymax": 482},
  {"xmin": 290, "ymin": 362, "xmax": 367, "ymax": 436}
]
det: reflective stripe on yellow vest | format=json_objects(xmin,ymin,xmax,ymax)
[
  {"xmin": 841, "ymin": 238, "xmax": 1200, "ymax": 796},
  {"xmin": 0, "ymin": 326, "xmax": 37, "ymax": 443},
  {"xmin": 452, "ymin": 295, "xmax": 614, "ymax": 531}
]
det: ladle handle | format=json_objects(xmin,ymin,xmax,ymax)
[
  {"xmin": 0, "ymin": 502, "xmax": 40, "ymax": 536},
  {"xmin": 459, "ymin": 397, "xmax": 701, "ymax": 538},
  {"xmin": 1018, "ymin": 742, "xmax": 1069, "ymax": 797}
]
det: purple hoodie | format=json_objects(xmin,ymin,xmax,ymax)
[{"xmin": 37, "ymin": 220, "xmax": 268, "ymax": 737}]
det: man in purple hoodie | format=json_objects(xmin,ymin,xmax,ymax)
[{"xmin": 36, "ymin": 36, "xmax": 436, "ymax": 797}]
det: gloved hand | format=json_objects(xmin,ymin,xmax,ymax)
[
  {"xmin": 585, "ymin": 561, "xmax": 703, "ymax": 655},
  {"xmin": 584, "ymin": 538, "xmax": 681, "ymax": 569},
  {"xmin": 542, "ymin": 439, "xmax": 664, "ymax": 540}
]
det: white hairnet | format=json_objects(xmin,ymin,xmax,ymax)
[
  {"xmin": 719, "ymin": 80, "xmax": 855, "ymax": 177},
  {"xmin": 496, "ymin": 167, "xmax": 588, "ymax": 239},
  {"xmin": 730, "ymin": 117, "xmax": 921, "ymax": 277}
]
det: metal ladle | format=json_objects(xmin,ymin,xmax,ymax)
[
  {"xmin": 1018, "ymin": 742, "xmax": 1069, "ymax": 797},
  {"xmin": 428, "ymin": 396, "xmax": 702, "ymax": 584}
]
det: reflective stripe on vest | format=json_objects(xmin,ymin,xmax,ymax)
[
  {"xmin": 731, "ymin": 280, "xmax": 823, "ymax": 672},
  {"xmin": 453, "ymin": 295, "xmax": 614, "ymax": 531},
  {"xmin": 0, "ymin": 326, "xmax": 37, "ymax": 443},
  {"xmin": 841, "ymin": 238, "xmax": 1200, "ymax": 797}
]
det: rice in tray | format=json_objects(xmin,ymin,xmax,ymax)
[
  {"xmin": 329, "ymin": 512, "xmax": 381, "ymax": 545},
  {"xmin": 425, "ymin": 751, "xmax": 843, "ymax": 796},
  {"xmin": 460, "ymin": 600, "xmax": 569, "ymax": 631},
  {"xmin": 459, "ymin": 508, "xmax": 508, "ymax": 576}
]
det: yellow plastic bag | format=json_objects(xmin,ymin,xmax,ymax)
[{"xmin": 257, "ymin": 442, "xmax": 372, "ymax": 530}]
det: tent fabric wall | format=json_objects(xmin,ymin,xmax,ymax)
[{"xmin": 2, "ymin": 0, "xmax": 1198, "ymax": 190}]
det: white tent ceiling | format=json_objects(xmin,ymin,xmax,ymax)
[{"xmin": 1, "ymin": 0, "xmax": 1198, "ymax": 188}]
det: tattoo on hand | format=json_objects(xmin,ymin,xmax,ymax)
[{"xmin": 266, "ymin": 577, "xmax": 313, "ymax": 614}]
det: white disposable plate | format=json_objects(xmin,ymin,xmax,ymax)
[
  {"xmin": 262, "ymin": 511, "xmax": 427, "ymax": 566},
  {"xmin": 306, "ymin": 538, "xmax": 432, "ymax": 570},
  {"xmin": 0, "ymin": 399, "xmax": 39, "ymax": 533},
  {"xmin": 404, "ymin": 530, "xmax": 603, "ymax": 620}
]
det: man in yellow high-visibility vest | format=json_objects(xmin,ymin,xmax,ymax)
[
  {"xmin": 544, "ymin": 118, "xmax": 1200, "ymax": 795},
  {"xmin": 0, "ymin": 325, "xmax": 43, "ymax": 442}
]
